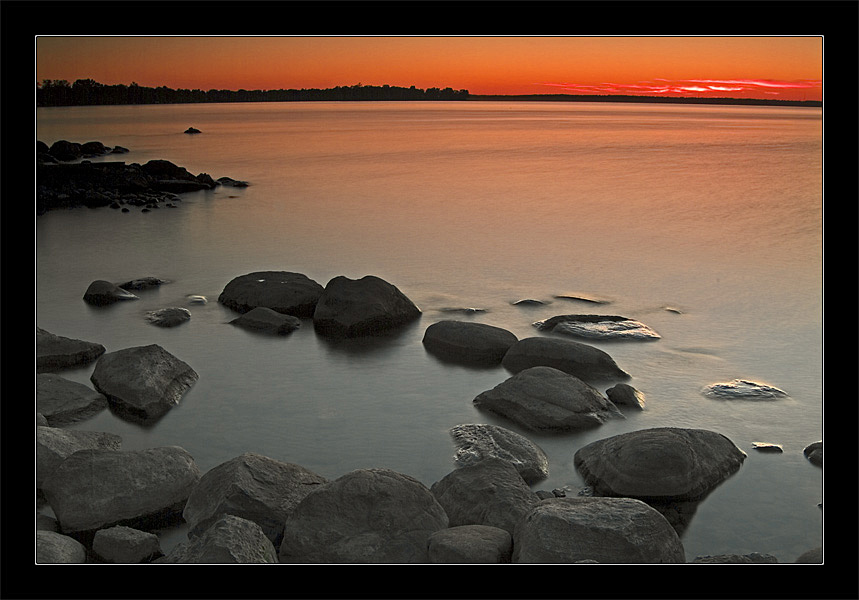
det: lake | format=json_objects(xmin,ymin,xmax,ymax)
[{"xmin": 36, "ymin": 100, "xmax": 823, "ymax": 562}]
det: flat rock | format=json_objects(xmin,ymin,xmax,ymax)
[
  {"xmin": 218, "ymin": 271, "xmax": 324, "ymax": 317},
  {"xmin": 313, "ymin": 275, "xmax": 421, "ymax": 337},
  {"xmin": 229, "ymin": 306, "xmax": 301, "ymax": 335},
  {"xmin": 427, "ymin": 525, "xmax": 513, "ymax": 564},
  {"xmin": 279, "ymin": 468, "xmax": 448, "ymax": 563},
  {"xmin": 37, "ymin": 426, "xmax": 122, "ymax": 488},
  {"xmin": 513, "ymin": 497, "xmax": 685, "ymax": 563},
  {"xmin": 90, "ymin": 344, "xmax": 198, "ymax": 422},
  {"xmin": 449, "ymin": 423, "xmax": 549, "ymax": 484},
  {"xmin": 473, "ymin": 366, "xmax": 624, "ymax": 432},
  {"xmin": 92, "ymin": 525, "xmax": 163, "ymax": 563},
  {"xmin": 83, "ymin": 279, "xmax": 139, "ymax": 306},
  {"xmin": 502, "ymin": 336, "xmax": 629, "ymax": 383},
  {"xmin": 574, "ymin": 427, "xmax": 747, "ymax": 501},
  {"xmin": 36, "ymin": 327, "xmax": 105, "ymax": 373},
  {"xmin": 183, "ymin": 452, "xmax": 328, "ymax": 548},
  {"xmin": 36, "ymin": 531, "xmax": 87, "ymax": 563},
  {"xmin": 430, "ymin": 458, "xmax": 539, "ymax": 535},
  {"xmin": 117, "ymin": 276, "xmax": 166, "ymax": 290},
  {"xmin": 145, "ymin": 307, "xmax": 191, "ymax": 327},
  {"xmin": 751, "ymin": 442, "xmax": 784, "ymax": 453},
  {"xmin": 36, "ymin": 373, "xmax": 108, "ymax": 425},
  {"xmin": 158, "ymin": 514, "xmax": 278, "ymax": 564},
  {"xmin": 41, "ymin": 446, "xmax": 201, "ymax": 534},
  {"xmin": 423, "ymin": 320, "xmax": 518, "ymax": 365},
  {"xmin": 702, "ymin": 379, "xmax": 788, "ymax": 400},
  {"xmin": 534, "ymin": 314, "xmax": 660, "ymax": 340}
]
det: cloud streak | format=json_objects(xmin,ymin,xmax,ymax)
[{"xmin": 541, "ymin": 78, "xmax": 821, "ymax": 98}]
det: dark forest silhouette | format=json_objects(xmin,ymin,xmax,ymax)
[{"xmin": 36, "ymin": 79, "xmax": 822, "ymax": 108}]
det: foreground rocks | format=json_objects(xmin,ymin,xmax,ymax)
[
  {"xmin": 427, "ymin": 525, "xmax": 513, "ymax": 563},
  {"xmin": 502, "ymin": 336, "xmax": 629, "ymax": 382},
  {"xmin": 92, "ymin": 526, "xmax": 163, "ymax": 563},
  {"xmin": 36, "ymin": 327, "xmax": 105, "ymax": 373},
  {"xmin": 36, "ymin": 426, "xmax": 122, "ymax": 488},
  {"xmin": 36, "ymin": 373, "xmax": 108, "ymax": 425},
  {"xmin": 218, "ymin": 271, "xmax": 324, "ymax": 317},
  {"xmin": 158, "ymin": 515, "xmax": 278, "ymax": 564},
  {"xmin": 449, "ymin": 423, "xmax": 549, "ymax": 484},
  {"xmin": 423, "ymin": 320, "xmax": 518, "ymax": 365},
  {"xmin": 36, "ymin": 531, "xmax": 87, "ymax": 563}
]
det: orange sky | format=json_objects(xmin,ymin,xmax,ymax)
[{"xmin": 35, "ymin": 36, "xmax": 823, "ymax": 101}]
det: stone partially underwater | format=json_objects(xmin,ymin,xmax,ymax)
[
  {"xmin": 702, "ymin": 379, "xmax": 789, "ymax": 400},
  {"xmin": 534, "ymin": 314, "xmax": 661, "ymax": 340}
]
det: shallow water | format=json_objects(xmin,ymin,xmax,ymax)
[{"xmin": 36, "ymin": 101, "xmax": 823, "ymax": 561}]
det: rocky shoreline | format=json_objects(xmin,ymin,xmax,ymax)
[{"xmin": 35, "ymin": 267, "xmax": 824, "ymax": 564}]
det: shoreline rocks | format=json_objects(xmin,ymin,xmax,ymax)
[
  {"xmin": 36, "ymin": 327, "xmax": 105, "ymax": 373},
  {"xmin": 449, "ymin": 423, "xmax": 549, "ymax": 484},
  {"xmin": 36, "ymin": 373, "xmax": 108, "ymax": 425}
]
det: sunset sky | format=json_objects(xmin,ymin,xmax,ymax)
[{"xmin": 35, "ymin": 36, "xmax": 823, "ymax": 101}]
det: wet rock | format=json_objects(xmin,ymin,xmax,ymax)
[
  {"xmin": 183, "ymin": 452, "xmax": 328, "ymax": 548},
  {"xmin": 427, "ymin": 525, "xmax": 513, "ymax": 564},
  {"xmin": 92, "ymin": 525, "xmax": 163, "ymax": 563},
  {"xmin": 229, "ymin": 306, "xmax": 301, "ymax": 335},
  {"xmin": 217, "ymin": 176, "xmax": 249, "ymax": 187},
  {"xmin": 184, "ymin": 127, "xmax": 201, "ymax": 134},
  {"xmin": 606, "ymin": 383, "xmax": 646, "ymax": 410},
  {"xmin": 313, "ymin": 275, "xmax": 422, "ymax": 338},
  {"xmin": 41, "ymin": 446, "xmax": 201, "ymax": 534},
  {"xmin": 751, "ymin": 442, "xmax": 784, "ymax": 453},
  {"xmin": 803, "ymin": 441, "xmax": 822, "ymax": 466},
  {"xmin": 702, "ymin": 379, "xmax": 788, "ymax": 400},
  {"xmin": 574, "ymin": 427, "xmax": 747, "ymax": 501},
  {"xmin": 423, "ymin": 320, "xmax": 518, "ymax": 365},
  {"xmin": 145, "ymin": 307, "xmax": 191, "ymax": 327},
  {"xmin": 36, "ymin": 328, "xmax": 105, "ymax": 372},
  {"xmin": 512, "ymin": 299, "xmax": 547, "ymax": 306},
  {"xmin": 37, "ymin": 426, "xmax": 122, "ymax": 488},
  {"xmin": 553, "ymin": 292, "xmax": 612, "ymax": 305},
  {"xmin": 691, "ymin": 552, "xmax": 778, "ymax": 563},
  {"xmin": 430, "ymin": 458, "xmax": 539, "ymax": 535},
  {"xmin": 158, "ymin": 514, "xmax": 278, "ymax": 564},
  {"xmin": 36, "ymin": 373, "xmax": 108, "ymax": 425},
  {"xmin": 534, "ymin": 314, "xmax": 660, "ymax": 340},
  {"xmin": 83, "ymin": 279, "xmax": 139, "ymax": 306},
  {"xmin": 280, "ymin": 468, "xmax": 448, "ymax": 563},
  {"xmin": 502, "ymin": 336, "xmax": 630, "ymax": 383},
  {"xmin": 449, "ymin": 423, "xmax": 549, "ymax": 484},
  {"xmin": 473, "ymin": 366, "xmax": 624, "ymax": 432},
  {"xmin": 218, "ymin": 271, "xmax": 324, "ymax": 317},
  {"xmin": 90, "ymin": 344, "xmax": 198, "ymax": 422},
  {"xmin": 36, "ymin": 531, "xmax": 87, "ymax": 563},
  {"xmin": 186, "ymin": 294, "xmax": 208, "ymax": 305},
  {"xmin": 513, "ymin": 497, "xmax": 685, "ymax": 563},
  {"xmin": 117, "ymin": 276, "xmax": 166, "ymax": 290}
]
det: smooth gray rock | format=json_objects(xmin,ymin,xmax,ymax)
[
  {"xmin": 218, "ymin": 271, "xmax": 324, "ymax": 317},
  {"xmin": 312, "ymin": 275, "xmax": 421, "ymax": 337},
  {"xmin": 183, "ymin": 452, "xmax": 328, "ymax": 548},
  {"xmin": 41, "ymin": 446, "xmax": 201, "ymax": 534},
  {"xmin": 36, "ymin": 327, "xmax": 105, "ymax": 373},
  {"xmin": 702, "ymin": 379, "xmax": 788, "ymax": 400},
  {"xmin": 449, "ymin": 423, "xmax": 549, "ymax": 484},
  {"xmin": 473, "ymin": 366, "xmax": 624, "ymax": 432},
  {"xmin": 36, "ymin": 530, "xmax": 87, "ymax": 563},
  {"xmin": 229, "ymin": 306, "xmax": 301, "ymax": 335},
  {"xmin": 90, "ymin": 344, "xmax": 198, "ymax": 422},
  {"xmin": 83, "ymin": 279, "xmax": 139, "ymax": 306},
  {"xmin": 279, "ymin": 468, "xmax": 448, "ymax": 563},
  {"xmin": 534, "ymin": 314, "xmax": 660, "ymax": 340},
  {"xmin": 92, "ymin": 525, "xmax": 163, "ymax": 563},
  {"xmin": 427, "ymin": 525, "xmax": 513, "ymax": 564},
  {"xmin": 513, "ymin": 497, "xmax": 685, "ymax": 564},
  {"xmin": 430, "ymin": 458, "xmax": 539, "ymax": 535},
  {"xmin": 502, "ymin": 336, "xmax": 629, "ymax": 382},
  {"xmin": 158, "ymin": 514, "xmax": 277, "ymax": 564},
  {"xmin": 423, "ymin": 320, "xmax": 518, "ymax": 365},
  {"xmin": 606, "ymin": 383, "xmax": 646, "ymax": 410},
  {"xmin": 145, "ymin": 307, "xmax": 191, "ymax": 327},
  {"xmin": 36, "ymin": 373, "xmax": 108, "ymax": 425},
  {"xmin": 803, "ymin": 441, "xmax": 822, "ymax": 466},
  {"xmin": 574, "ymin": 427, "xmax": 747, "ymax": 501},
  {"xmin": 37, "ymin": 426, "xmax": 122, "ymax": 488}
]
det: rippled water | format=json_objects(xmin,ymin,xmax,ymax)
[{"xmin": 36, "ymin": 101, "xmax": 823, "ymax": 561}]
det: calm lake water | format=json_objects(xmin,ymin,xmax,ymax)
[{"xmin": 35, "ymin": 101, "xmax": 823, "ymax": 562}]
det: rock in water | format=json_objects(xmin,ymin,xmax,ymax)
[
  {"xmin": 36, "ymin": 373, "xmax": 108, "ymax": 425},
  {"xmin": 423, "ymin": 320, "xmax": 518, "ymax": 365},
  {"xmin": 218, "ymin": 271, "xmax": 324, "ymax": 317},
  {"xmin": 449, "ymin": 423, "xmax": 549, "ymax": 484},
  {"xmin": 502, "ymin": 336, "xmax": 629, "ymax": 383},
  {"xmin": 534, "ymin": 314, "xmax": 660, "ymax": 340},
  {"xmin": 702, "ymin": 379, "xmax": 788, "ymax": 400},
  {"xmin": 36, "ymin": 328, "xmax": 105, "ymax": 373},
  {"xmin": 229, "ymin": 306, "xmax": 301, "ymax": 335},
  {"xmin": 145, "ymin": 307, "xmax": 191, "ymax": 327},
  {"xmin": 83, "ymin": 280, "xmax": 139, "ymax": 306},
  {"xmin": 90, "ymin": 344, "xmax": 198, "ymax": 422},
  {"xmin": 606, "ymin": 383, "xmax": 646, "ymax": 410},
  {"xmin": 312, "ymin": 275, "xmax": 421, "ymax": 337},
  {"xmin": 158, "ymin": 515, "xmax": 278, "ymax": 564}
]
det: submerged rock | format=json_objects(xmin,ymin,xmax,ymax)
[
  {"xmin": 36, "ymin": 327, "xmax": 105, "ymax": 373},
  {"xmin": 449, "ymin": 423, "xmax": 549, "ymax": 484},
  {"xmin": 606, "ymin": 383, "xmax": 646, "ymax": 410},
  {"xmin": 145, "ymin": 307, "xmax": 191, "ymax": 327},
  {"xmin": 751, "ymin": 442, "xmax": 784, "ymax": 453},
  {"xmin": 553, "ymin": 292, "xmax": 612, "ymax": 304},
  {"xmin": 229, "ymin": 306, "xmax": 301, "ymax": 335},
  {"xmin": 117, "ymin": 276, "xmax": 166, "ymax": 290},
  {"xmin": 218, "ymin": 271, "xmax": 324, "ymax": 317},
  {"xmin": 423, "ymin": 320, "xmax": 518, "ymax": 365},
  {"xmin": 703, "ymin": 379, "xmax": 788, "ymax": 400},
  {"xmin": 534, "ymin": 314, "xmax": 660, "ymax": 340},
  {"xmin": 83, "ymin": 280, "xmax": 139, "ymax": 306},
  {"xmin": 502, "ymin": 336, "xmax": 630, "ymax": 383}
]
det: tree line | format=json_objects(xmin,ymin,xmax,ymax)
[{"xmin": 37, "ymin": 79, "xmax": 471, "ymax": 106}]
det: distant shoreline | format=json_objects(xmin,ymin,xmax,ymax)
[{"xmin": 469, "ymin": 94, "xmax": 822, "ymax": 108}]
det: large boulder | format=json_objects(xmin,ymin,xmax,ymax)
[
  {"xmin": 183, "ymin": 453, "xmax": 328, "ymax": 548},
  {"xmin": 36, "ymin": 373, "xmax": 108, "ymax": 425},
  {"xmin": 156, "ymin": 514, "xmax": 278, "ymax": 564},
  {"xmin": 312, "ymin": 275, "xmax": 421, "ymax": 337},
  {"xmin": 36, "ymin": 426, "xmax": 122, "ymax": 488},
  {"xmin": 573, "ymin": 427, "xmax": 747, "ymax": 501},
  {"xmin": 279, "ymin": 468, "xmax": 448, "ymax": 563},
  {"xmin": 47, "ymin": 140, "xmax": 83, "ymax": 162},
  {"xmin": 512, "ymin": 497, "xmax": 685, "ymax": 563},
  {"xmin": 36, "ymin": 328, "xmax": 105, "ymax": 373},
  {"xmin": 473, "ymin": 366, "xmax": 624, "ymax": 432},
  {"xmin": 422, "ymin": 320, "xmax": 518, "ymax": 365},
  {"xmin": 41, "ymin": 446, "xmax": 201, "ymax": 534},
  {"xmin": 36, "ymin": 531, "xmax": 87, "ymax": 563},
  {"xmin": 218, "ymin": 271, "xmax": 324, "ymax": 317},
  {"xmin": 430, "ymin": 458, "xmax": 540, "ymax": 535},
  {"xmin": 90, "ymin": 344, "xmax": 198, "ymax": 422},
  {"xmin": 449, "ymin": 423, "xmax": 549, "ymax": 484},
  {"xmin": 155, "ymin": 514, "xmax": 278, "ymax": 564},
  {"xmin": 82, "ymin": 280, "xmax": 139, "ymax": 306},
  {"xmin": 502, "ymin": 336, "xmax": 629, "ymax": 382},
  {"xmin": 427, "ymin": 525, "xmax": 513, "ymax": 564},
  {"xmin": 92, "ymin": 525, "xmax": 163, "ymax": 563},
  {"xmin": 229, "ymin": 306, "xmax": 301, "ymax": 335}
]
